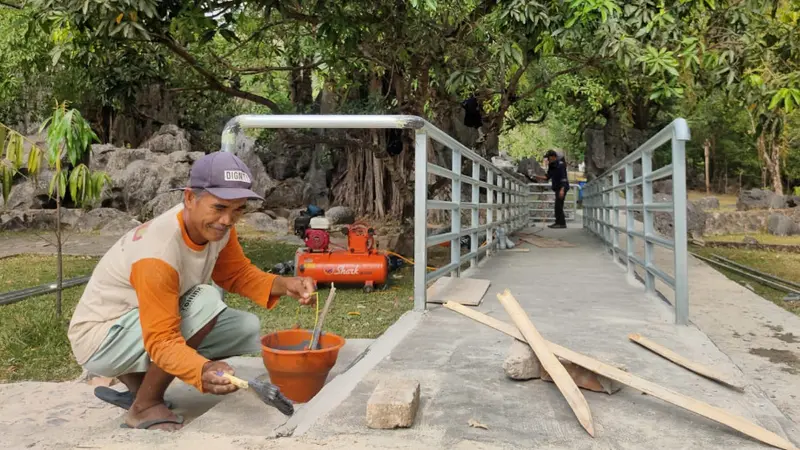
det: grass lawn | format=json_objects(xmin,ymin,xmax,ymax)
[
  {"xmin": 691, "ymin": 245, "xmax": 800, "ymax": 317},
  {"xmin": 704, "ymin": 233, "xmax": 800, "ymax": 246},
  {"xmin": 0, "ymin": 238, "xmax": 413, "ymax": 383}
]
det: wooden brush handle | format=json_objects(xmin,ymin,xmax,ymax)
[{"xmin": 221, "ymin": 372, "xmax": 249, "ymax": 389}]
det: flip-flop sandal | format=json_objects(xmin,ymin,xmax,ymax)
[
  {"xmin": 120, "ymin": 415, "xmax": 184, "ymax": 430},
  {"xmin": 94, "ymin": 386, "xmax": 174, "ymax": 410}
]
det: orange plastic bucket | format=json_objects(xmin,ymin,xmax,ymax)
[{"xmin": 260, "ymin": 329, "xmax": 345, "ymax": 403}]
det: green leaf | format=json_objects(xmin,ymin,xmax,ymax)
[
  {"xmin": 219, "ymin": 29, "xmax": 239, "ymax": 43},
  {"xmin": 768, "ymin": 90, "xmax": 785, "ymax": 110}
]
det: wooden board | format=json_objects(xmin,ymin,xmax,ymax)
[
  {"xmin": 628, "ymin": 333, "xmax": 744, "ymax": 392},
  {"xmin": 518, "ymin": 236, "xmax": 576, "ymax": 248},
  {"xmin": 426, "ymin": 277, "xmax": 490, "ymax": 306},
  {"xmin": 496, "ymin": 290, "xmax": 595, "ymax": 437},
  {"xmin": 503, "ymin": 248, "xmax": 531, "ymax": 253},
  {"xmin": 443, "ymin": 302, "xmax": 797, "ymax": 450}
]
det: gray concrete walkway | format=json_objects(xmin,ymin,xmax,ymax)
[
  {"xmin": 298, "ymin": 224, "xmax": 799, "ymax": 449},
  {"xmin": 615, "ymin": 210, "xmax": 800, "ymax": 426}
]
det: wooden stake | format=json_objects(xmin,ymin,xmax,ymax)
[
  {"xmin": 628, "ymin": 333, "xmax": 745, "ymax": 392},
  {"xmin": 496, "ymin": 289, "xmax": 595, "ymax": 437},
  {"xmin": 443, "ymin": 302, "xmax": 798, "ymax": 450}
]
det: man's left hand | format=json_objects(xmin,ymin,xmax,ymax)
[{"xmin": 282, "ymin": 277, "xmax": 316, "ymax": 305}]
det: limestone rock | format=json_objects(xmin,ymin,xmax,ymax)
[
  {"xmin": 141, "ymin": 191, "xmax": 184, "ymax": 221},
  {"xmin": 325, "ymin": 206, "xmax": 356, "ymax": 226},
  {"xmin": 264, "ymin": 178, "xmax": 306, "ymax": 208},
  {"xmin": 743, "ymin": 236, "xmax": 759, "ymax": 244},
  {"xmin": 652, "ymin": 193, "xmax": 707, "ymax": 238},
  {"xmin": 73, "ymin": 208, "xmax": 141, "ymax": 233},
  {"xmin": 241, "ymin": 212, "xmax": 288, "ymax": 235},
  {"xmin": 6, "ymin": 177, "xmax": 52, "ymax": 210},
  {"xmin": 491, "ymin": 152, "xmax": 516, "ymax": 172},
  {"xmin": 517, "ymin": 157, "xmax": 546, "ymax": 181},
  {"xmin": 503, "ymin": 340, "xmax": 541, "ymax": 380},
  {"xmin": 232, "ymin": 134, "xmax": 277, "ymax": 199},
  {"xmin": 653, "ymin": 179, "xmax": 673, "ymax": 195},
  {"xmin": 141, "ymin": 124, "xmax": 191, "ymax": 154},
  {"xmin": 96, "ymin": 146, "xmax": 204, "ymax": 221},
  {"xmin": 704, "ymin": 210, "xmax": 770, "ymax": 236},
  {"xmin": 769, "ymin": 194, "xmax": 789, "ymax": 209},
  {"xmin": 693, "ymin": 197, "xmax": 720, "ymax": 211},
  {"xmin": 767, "ymin": 214, "xmax": 797, "ymax": 236},
  {"xmin": 366, "ymin": 379, "xmax": 420, "ymax": 429},
  {"xmin": 737, "ymin": 189, "xmax": 778, "ymax": 211}
]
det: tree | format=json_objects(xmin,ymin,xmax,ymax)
[{"xmin": 34, "ymin": 102, "xmax": 111, "ymax": 318}]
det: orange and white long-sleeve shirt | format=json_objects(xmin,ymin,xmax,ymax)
[{"xmin": 68, "ymin": 203, "xmax": 279, "ymax": 392}]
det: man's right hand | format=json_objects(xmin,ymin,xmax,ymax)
[{"xmin": 201, "ymin": 360, "xmax": 239, "ymax": 395}]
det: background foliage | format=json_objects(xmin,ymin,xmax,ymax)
[{"xmin": 0, "ymin": 0, "xmax": 796, "ymax": 202}]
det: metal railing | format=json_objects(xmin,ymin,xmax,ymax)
[
  {"xmin": 581, "ymin": 118, "xmax": 691, "ymax": 325},
  {"xmin": 527, "ymin": 183, "xmax": 580, "ymax": 223},
  {"xmin": 218, "ymin": 115, "xmax": 530, "ymax": 311}
]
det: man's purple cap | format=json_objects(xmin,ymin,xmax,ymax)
[{"xmin": 177, "ymin": 152, "xmax": 263, "ymax": 200}]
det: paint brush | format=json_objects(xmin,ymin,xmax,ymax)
[
  {"xmin": 309, "ymin": 283, "xmax": 337, "ymax": 350},
  {"xmin": 220, "ymin": 372, "xmax": 294, "ymax": 416}
]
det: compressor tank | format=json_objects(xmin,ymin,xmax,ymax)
[{"xmin": 294, "ymin": 248, "xmax": 389, "ymax": 288}]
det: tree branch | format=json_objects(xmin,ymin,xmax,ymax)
[
  {"xmin": 518, "ymin": 64, "xmax": 588, "ymax": 99},
  {"xmin": 236, "ymin": 60, "xmax": 323, "ymax": 75},
  {"xmin": 154, "ymin": 35, "xmax": 282, "ymax": 113},
  {"xmin": 0, "ymin": 1, "xmax": 21, "ymax": 9},
  {"xmin": 223, "ymin": 21, "xmax": 289, "ymax": 58},
  {"xmin": 523, "ymin": 111, "xmax": 548, "ymax": 124}
]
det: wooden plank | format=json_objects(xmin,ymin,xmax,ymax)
[
  {"xmin": 442, "ymin": 302, "xmax": 798, "ymax": 450},
  {"xmin": 426, "ymin": 277, "xmax": 490, "ymax": 306},
  {"xmin": 503, "ymin": 248, "xmax": 531, "ymax": 253},
  {"xmin": 496, "ymin": 289, "xmax": 595, "ymax": 437},
  {"xmin": 628, "ymin": 333, "xmax": 745, "ymax": 392}
]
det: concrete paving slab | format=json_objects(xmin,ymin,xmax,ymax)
[{"xmin": 301, "ymin": 226, "xmax": 798, "ymax": 449}]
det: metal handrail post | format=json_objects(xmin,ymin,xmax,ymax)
[
  {"xmin": 671, "ymin": 136, "xmax": 689, "ymax": 325},
  {"xmin": 470, "ymin": 161, "xmax": 480, "ymax": 268},
  {"xmin": 451, "ymin": 148, "xmax": 462, "ymax": 277},
  {"xmin": 413, "ymin": 130, "xmax": 429, "ymax": 311},
  {"xmin": 641, "ymin": 150, "xmax": 656, "ymax": 295},
  {"xmin": 625, "ymin": 163, "xmax": 635, "ymax": 280}
]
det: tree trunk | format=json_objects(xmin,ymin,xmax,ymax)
[
  {"xmin": 703, "ymin": 138, "xmax": 711, "ymax": 194},
  {"xmin": 55, "ymin": 195, "xmax": 63, "ymax": 319}
]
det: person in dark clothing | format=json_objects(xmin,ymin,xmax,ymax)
[{"xmin": 536, "ymin": 149, "xmax": 570, "ymax": 228}]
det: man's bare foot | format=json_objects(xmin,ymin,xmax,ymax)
[{"xmin": 124, "ymin": 402, "xmax": 183, "ymax": 431}]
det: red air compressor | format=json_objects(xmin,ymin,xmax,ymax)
[{"xmin": 293, "ymin": 216, "xmax": 389, "ymax": 293}]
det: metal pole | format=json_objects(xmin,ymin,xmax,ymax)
[
  {"xmin": 414, "ymin": 131, "xmax": 429, "ymax": 311},
  {"xmin": 487, "ymin": 170, "xmax": 494, "ymax": 250},
  {"xmin": 641, "ymin": 151, "xmax": 656, "ymax": 295},
  {"xmin": 671, "ymin": 136, "xmax": 689, "ymax": 325},
  {"xmin": 612, "ymin": 171, "xmax": 620, "ymax": 259},
  {"xmin": 625, "ymin": 163, "xmax": 635, "ymax": 279},
  {"xmin": 451, "ymin": 149, "xmax": 462, "ymax": 277},
  {"xmin": 471, "ymin": 161, "xmax": 480, "ymax": 268}
]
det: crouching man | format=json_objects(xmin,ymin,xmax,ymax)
[{"xmin": 67, "ymin": 151, "xmax": 315, "ymax": 431}]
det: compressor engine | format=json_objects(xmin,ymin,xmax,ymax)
[{"xmin": 293, "ymin": 215, "xmax": 388, "ymax": 293}]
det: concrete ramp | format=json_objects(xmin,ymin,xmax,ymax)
[{"xmin": 297, "ymin": 225, "xmax": 799, "ymax": 449}]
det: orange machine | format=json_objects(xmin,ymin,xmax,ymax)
[{"xmin": 294, "ymin": 218, "xmax": 389, "ymax": 293}]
